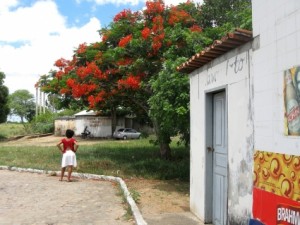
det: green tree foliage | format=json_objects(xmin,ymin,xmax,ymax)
[
  {"xmin": 0, "ymin": 71, "xmax": 9, "ymax": 123},
  {"xmin": 36, "ymin": 0, "xmax": 252, "ymax": 159},
  {"xmin": 9, "ymin": 90, "xmax": 35, "ymax": 123},
  {"xmin": 200, "ymin": 0, "xmax": 252, "ymax": 30}
]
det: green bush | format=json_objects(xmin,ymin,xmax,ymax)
[{"xmin": 29, "ymin": 110, "xmax": 79, "ymax": 134}]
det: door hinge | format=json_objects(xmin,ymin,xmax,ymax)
[{"xmin": 207, "ymin": 146, "xmax": 214, "ymax": 152}]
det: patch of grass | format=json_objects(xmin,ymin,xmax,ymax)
[
  {"xmin": 0, "ymin": 123, "xmax": 27, "ymax": 139},
  {"xmin": 130, "ymin": 189, "xmax": 141, "ymax": 204},
  {"xmin": 116, "ymin": 183, "xmax": 134, "ymax": 221},
  {"xmin": 0, "ymin": 138, "xmax": 190, "ymax": 181}
]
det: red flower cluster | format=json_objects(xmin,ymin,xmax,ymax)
[
  {"xmin": 141, "ymin": 27, "xmax": 151, "ymax": 40},
  {"xmin": 168, "ymin": 6, "xmax": 192, "ymax": 25},
  {"xmin": 88, "ymin": 90, "xmax": 106, "ymax": 108},
  {"xmin": 190, "ymin": 24, "xmax": 202, "ymax": 32},
  {"xmin": 55, "ymin": 70, "xmax": 64, "ymax": 79},
  {"xmin": 152, "ymin": 36, "xmax": 163, "ymax": 52},
  {"xmin": 118, "ymin": 74, "xmax": 141, "ymax": 90},
  {"xmin": 102, "ymin": 35, "xmax": 108, "ymax": 42},
  {"xmin": 152, "ymin": 15, "xmax": 164, "ymax": 33},
  {"xmin": 77, "ymin": 43, "xmax": 87, "ymax": 54},
  {"xmin": 150, "ymin": 15, "xmax": 165, "ymax": 53},
  {"xmin": 66, "ymin": 78, "xmax": 75, "ymax": 87},
  {"xmin": 116, "ymin": 57, "xmax": 133, "ymax": 66},
  {"xmin": 92, "ymin": 43, "xmax": 100, "ymax": 49},
  {"xmin": 145, "ymin": 1, "xmax": 164, "ymax": 15},
  {"xmin": 114, "ymin": 9, "xmax": 134, "ymax": 22},
  {"xmin": 59, "ymin": 88, "xmax": 69, "ymax": 94},
  {"xmin": 76, "ymin": 62, "xmax": 105, "ymax": 80},
  {"xmin": 54, "ymin": 58, "xmax": 70, "ymax": 69},
  {"xmin": 66, "ymin": 78, "xmax": 97, "ymax": 98},
  {"xmin": 118, "ymin": 34, "xmax": 132, "ymax": 48}
]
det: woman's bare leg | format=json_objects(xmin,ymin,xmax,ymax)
[
  {"xmin": 60, "ymin": 167, "xmax": 66, "ymax": 181},
  {"xmin": 67, "ymin": 166, "xmax": 73, "ymax": 181}
]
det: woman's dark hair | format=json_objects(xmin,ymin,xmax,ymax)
[{"xmin": 66, "ymin": 129, "xmax": 74, "ymax": 138}]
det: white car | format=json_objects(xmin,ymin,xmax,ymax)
[{"xmin": 113, "ymin": 128, "xmax": 141, "ymax": 140}]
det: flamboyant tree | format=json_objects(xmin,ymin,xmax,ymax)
[{"xmin": 37, "ymin": 0, "xmax": 252, "ymax": 159}]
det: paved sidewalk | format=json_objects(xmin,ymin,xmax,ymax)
[
  {"xmin": 0, "ymin": 170, "xmax": 134, "ymax": 225},
  {"xmin": 0, "ymin": 169, "xmax": 206, "ymax": 225}
]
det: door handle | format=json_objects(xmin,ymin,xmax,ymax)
[{"xmin": 207, "ymin": 147, "xmax": 214, "ymax": 152}]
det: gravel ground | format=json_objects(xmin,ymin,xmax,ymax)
[{"xmin": 0, "ymin": 170, "xmax": 134, "ymax": 225}]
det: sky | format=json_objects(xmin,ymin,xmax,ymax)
[{"xmin": 0, "ymin": 0, "xmax": 202, "ymax": 96}]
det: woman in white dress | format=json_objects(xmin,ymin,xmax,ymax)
[{"xmin": 56, "ymin": 129, "xmax": 79, "ymax": 182}]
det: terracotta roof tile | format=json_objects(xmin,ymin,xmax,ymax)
[{"xmin": 177, "ymin": 28, "xmax": 253, "ymax": 73}]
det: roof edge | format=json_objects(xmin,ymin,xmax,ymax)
[{"xmin": 177, "ymin": 28, "xmax": 253, "ymax": 74}]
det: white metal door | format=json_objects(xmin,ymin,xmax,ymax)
[{"xmin": 213, "ymin": 92, "xmax": 227, "ymax": 225}]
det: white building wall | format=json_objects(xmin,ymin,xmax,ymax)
[
  {"xmin": 75, "ymin": 116, "xmax": 112, "ymax": 138},
  {"xmin": 190, "ymin": 43, "xmax": 254, "ymax": 224},
  {"xmin": 54, "ymin": 118, "xmax": 76, "ymax": 136},
  {"xmin": 252, "ymin": 0, "xmax": 300, "ymax": 155}
]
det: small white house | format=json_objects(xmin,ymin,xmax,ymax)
[
  {"xmin": 178, "ymin": 29, "xmax": 253, "ymax": 224},
  {"xmin": 54, "ymin": 110, "xmax": 150, "ymax": 137},
  {"xmin": 54, "ymin": 110, "xmax": 125, "ymax": 137}
]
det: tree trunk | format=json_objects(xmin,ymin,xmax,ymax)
[
  {"xmin": 111, "ymin": 106, "xmax": 117, "ymax": 137},
  {"xmin": 159, "ymin": 142, "xmax": 171, "ymax": 160},
  {"xmin": 153, "ymin": 120, "xmax": 171, "ymax": 159}
]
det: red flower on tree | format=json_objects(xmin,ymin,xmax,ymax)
[
  {"xmin": 118, "ymin": 74, "xmax": 141, "ymax": 90},
  {"xmin": 87, "ymin": 90, "xmax": 106, "ymax": 108},
  {"xmin": 168, "ymin": 6, "xmax": 192, "ymax": 25},
  {"xmin": 190, "ymin": 24, "xmax": 202, "ymax": 32},
  {"xmin": 75, "ymin": 62, "xmax": 104, "ymax": 80},
  {"xmin": 55, "ymin": 70, "xmax": 64, "ymax": 79},
  {"xmin": 141, "ymin": 27, "xmax": 151, "ymax": 40},
  {"xmin": 118, "ymin": 34, "xmax": 132, "ymax": 48},
  {"xmin": 152, "ymin": 15, "xmax": 164, "ymax": 33},
  {"xmin": 117, "ymin": 57, "xmax": 133, "ymax": 66},
  {"xmin": 60, "ymin": 88, "xmax": 70, "ymax": 94},
  {"xmin": 114, "ymin": 9, "xmax": 132, "ymax": 22},
  {"xmin": 77, "ymin": 43, "xmax": 87, "ymax": 54},
  {"xmin": 66, "ymin": 78, "xmax": 75, "ymax": 88},
  {"xmin": 102, "ymin": 35, "xmax": 108, "ymax": 42},
  {"xmin": 54, "ymin": 58, "xmax": 70, "ymax": 69},
  {"xmin": 88, "ymin": 95, "xmax": 96, "ymax": 108},
  {"xmin": 76, "ymin": 66, "xmax": 89, "ymax": 79},
  {"xmin": 145, "ymin": 1, "xmax": 164, "ymax": 15}
]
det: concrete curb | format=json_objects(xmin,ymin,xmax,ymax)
[{"xmin": 0, "ymin": 166, "xmax": 147, "ymax": 225}]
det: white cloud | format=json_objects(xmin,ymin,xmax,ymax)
[
  {"xmin": 0, "ymin": 0, "xmax": 19, "ymax": 13},
  {"xmin": 0, "ymin": 0, "xmax": 101, "ymax": 95}
]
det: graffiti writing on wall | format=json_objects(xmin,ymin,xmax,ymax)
[
  {"xmin": 205, "ymin": 70, "xmax": 218, "ymax": 86},
  {"xmin": 284, "ymin": 66, "xmax": 300, "ymax": 136},
  {"xmin": 204, "ymin": 53, "xmax": 247, "ymax": 87},
  {"xmin": 229, "ymin": 55, "xmax": 245, "ymax": 74}
]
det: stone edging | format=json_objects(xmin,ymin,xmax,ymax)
[{"xmin": 0, "ymin": 166, "xmax": 147, "ymax": 225}]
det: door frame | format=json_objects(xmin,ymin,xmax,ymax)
[{"xmin": 204, "ymin": 87, "xmax": 228, "ymax": 224}]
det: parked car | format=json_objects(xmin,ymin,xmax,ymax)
[{"xmin": 113, "ymin": 128, "xmax": 141, "ymax": 140}]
